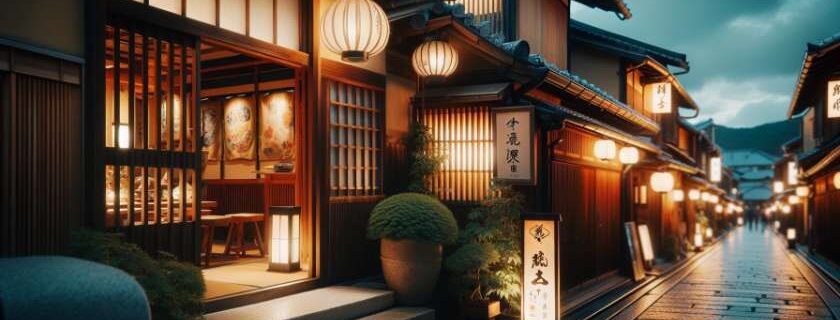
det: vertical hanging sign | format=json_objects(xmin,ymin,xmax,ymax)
[
  {"xmin": 648, "ymin": 82, "xmax": 672, "ymax": 114},
  {"xmin": 522, "ymin": 216, "xmax": 559, "ymax": 320},
  {"xmin": 828, "ymin": 80, "xmax": 840, "ymax": 119},
  {"xmin": 494, "ymin": 106, "xmax": 535, "ymax": 184},
  {"xmin": 710, "ymin": 156, "xmax": 722, "ymax": 183}
]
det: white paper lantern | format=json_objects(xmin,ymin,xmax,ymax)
[
  {"xmin": 796, "ymin": 186, "xmax": 810, "ymax": 197},
  {"xmin": 788, "ymin": 195, "xmax": 800, "ymax": 205},
  {"xmin": 672, "ymin": 189, "xmax": 684, "ymax": 202},
  {"xmin": 322, "ymin": 0, "xmax": 390, "ymax": 62},
  {"xmin": 773, "ymin": 180, "xmax": 784, "ymax": 194},
  {"xmin": 412, "ymin": 40, "xmax": 459, "ymax": 82},
  {"xmin": 834, "ymin": 172, "xmax": 840, "ymax": 190},
  {"xmin": 688, "ymin": 189, "xmax": 701, "ymax": 201},
  {"xmin": 618, "ymin": 146, "xmax": 639, "ymax": 164},
  {"xmin": 650, "ymin": 171, "xmax": 675, "ymax": 193},
  {"xmin": 593, "ymin": 139, "xmax": 617, "ymax": 161}
]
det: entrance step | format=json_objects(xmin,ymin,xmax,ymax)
[
  {"xmin": 205, "ymin": 286, "xmax": 394, "ymax": 320},
  {"xmin": 357, "ymin": 307, "xmax": 435, "ymax": 320}
]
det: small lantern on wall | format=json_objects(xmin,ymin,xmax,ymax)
[
  {"xmin": 269, "ymin": 206, "xmax": 301, "ymax": 272},
  {"xmin": 834, "ymin": 172, "xmax": 840, "ymax": 190},
  {"xmin": 650, "ymin": 171, "xmax": 675, "ymax": 193},
  {"xmin": 781, "ymin": 204, "xmax": 792, "ymax": 215},
  {"xmin": 714, "ymin": 204, "xmax": 723, "ymax": 213},
  {"xmin": 412, "ymin": 39, "xmax": 459, "ymax": 83},
  {"xmin": 787, "ymin": 228, "xmax": 797, "ymax": 249},
  {"xmin": 321, "ymin": 0, "xmax": 390, "ymax": 62},
  {"xmin": 701, "ymin": 191, "xmax": 711, "ymax": 202},
  {"xmin": 593, "ymin": 139, "xmax": 617, "ymax": 161},
  {"xmin": 618, "ymin": 146, "xmax": 639, "ymax": 164},
  {"xmin": 788, "ymin": 195, "xmax": 800, "ymax": 205},
  {"xmin": 672, "ymin": 189, "xmax": 685, "ymax": 202},
  {"xmin": 796, "ymin": 186, "xmax": 810, "ymax": 197},
  {"xmin": 688, "ymin": 189, "xmax": 701, "ymax": 201}
]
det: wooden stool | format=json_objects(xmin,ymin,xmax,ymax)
[
  {"xmin": 200, "ymin": 215, "xmax": 231, "ymax": 267},
  {"xmin": 224, "ymin": 213, "xmax": 265, "ymax": 257}
]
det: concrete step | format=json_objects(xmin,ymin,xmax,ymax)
[
  {"xmin": 205, "ymin": 286, "xmax": 394, "ymax": 320},
  {"xmin": 357, "ymin": 307, "xmax": 435, "ymax": 320}
]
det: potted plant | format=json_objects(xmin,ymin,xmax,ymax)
[
  {"xmin": 367, "ymin": 193, "xmax": 458, "ymax": 305},
  {"xmin": 445, "ymin": 183, "xmax": 523, "ymax": 319}
]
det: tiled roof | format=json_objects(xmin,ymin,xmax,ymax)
[
  {"xmin": 569, "ymin": 19, "xmax": 689, "ymax": 70},
  {"xmin": 789, "ymin": 30, "xmax": 840, "ymax": 117},
  {"xmin": 723, "ymin": 150, "xmax": 779, "ymax": 167},
  {"xmin": 808, "ymin": 31, "xmax": 840, "ymax": 52}
]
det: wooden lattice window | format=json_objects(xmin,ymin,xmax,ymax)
[
  {"xmin": 418, "ymin": 106, "xmax": 494, "ymax": 202},
  {"xmin": 327, "ymin": 79, "xmax": 384, "ymax": 197}
]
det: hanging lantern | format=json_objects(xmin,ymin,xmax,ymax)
[
  {"xmin": 796, "ymin": 186, "xmax": 810, "ymax": 197},
  {"xmin": 737, "ymin": 217, "xmax": 744, "ymax": 226},
  {"xmin": 714, "ymin": 204, "xmax": 723, "ymax": 213},
  {"xmin": 321, "ymin": 0, "xmax": 390, "ymax": 62},
  {"xmin": 788, "ymin": 195, "xmax": 800, "ymax": 205},
  {"xmin": 672, "ymin": 189, "xmax": 684, "ymax": 202},
  {"xmin": 688, "ymin": 189, "xmax": 701, "ymax": 201},
  {"xmin": 773, "ymin": 180, "xmax": 784, "ymax": 194},
  {"xmin": 269, "ymin": 206, "xmax": 301, "ymax": 272},
  {"xmin": 701, "ymin": 191, "xmax": 710, "ymax": 202},
  {"xmin": 618, "ymin": 146, "xmax": 639, "ymax": 164},
  {"xmin": 650, "ymin": 171, "xmax": 675, "ymax": 193},
  {"xmin": 412, "ymin": 40, "xmax": 459, "ymax": 82},
  {"xmin": 731, "ymin": 187, "xmax": 738, "ymax": 196},
  {"xmin": 781, "ymin": 204, "xmax": 792, "ymax": 214},
  {"xmin": 710, "ymin": 195, "xmax": 720, "ymax": 204},
  {"xmin": 593, "ymin": 139, "xmax": 617, "ymax": 161}
]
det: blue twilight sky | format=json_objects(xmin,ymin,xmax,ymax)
[{"xmin": 571, "ymin": 0, "xmax": 840, "ymax": 128}]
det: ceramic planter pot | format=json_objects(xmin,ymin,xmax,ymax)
[
  {"xmin": 380, "ymin": 238, "xmax": 442, "ymax": 305},
  {"xmin": 462, "ymin": 299, "xmax": 501, "ymax": 319}
]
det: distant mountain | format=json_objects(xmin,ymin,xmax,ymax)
[{"xmin": 713, "ymin": 119, "xmax": 801, "ymax": 156}]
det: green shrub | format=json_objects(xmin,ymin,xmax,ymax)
[
  {"xmin": 67, "ymin": 229, "xmax": 205, "ymax": 320},
  {"xmin": 445, "ymin": 182, "xmax": 523, "ymax": 314},
  {"xmin": 404, "ymin": 122, "xmax": 443, "ymax": 194},
  {"xmin": 367, "ymin": 193, "xmax": 458, "ymax": 245}
]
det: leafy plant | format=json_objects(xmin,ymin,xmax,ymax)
[
  {"xmin": 404, "ymin": 122, "xmax": 444, "ymax": 194},
  {"xmin": 67, "ymin": 229, "xmax": 205, "ymax": 320},
  {"xmin": 445, "ymin": 182, "xmax": 523, "ymax": 314},
  {"xmin": 367, "ymin": 193, "xmax": 459, "ymax": 245}
]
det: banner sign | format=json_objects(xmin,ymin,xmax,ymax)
[
  {"xmin": 494, "ymin": 106, "xmax": 535, "ymax": 184},
  {"xmin": 523, "ymin": 219, "xmax": 558, "ymax": 320},
  {"xmin": 829, "ymin": 80, "xmax": 840, "ymax": 119}
]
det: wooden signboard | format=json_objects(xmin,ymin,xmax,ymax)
[
  {"xmin": 623, "ymin": 221, "xmax": 646, "ymax": 281},
  {"xmin": 493, "ymin": 106, "xmax": 535, "ymax": 185}
]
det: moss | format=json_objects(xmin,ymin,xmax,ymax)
[
  {"xmin": 67, "ymin": 230, "xmax": 205, "ymax": 320},
  {"xmin": 367, "ymin": 193, "xmax": 458, "ymax": 245}
]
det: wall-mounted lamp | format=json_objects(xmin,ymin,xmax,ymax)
[
  {"xmin": 672, "ymin": 189, "xmax": 684, "ymax": 202},
  {"xmin": 796, "ymin": 186, "xmax": 810, "ymax": 197},
  {"xmin": 688, "ymin": 189, "xmax": 701, "ymax": 201},
  {"xmin": 594, "ymin": 139, "xmax": 617, "ymax": 161},
  {"xmin": 618, "ymin": 146, "xmax": 639, "ymax": 165},
  {"xmin": 773, "ymin": 180, "xmax": 784, "ymax": 194},
  {"xmin": 650, "ymin": 171, "xmax": 675, "ymax": 193}
]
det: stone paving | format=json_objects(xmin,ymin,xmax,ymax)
[{"xmin": 619, "ymin": 227, "xmax": 840, "ymax": 320}]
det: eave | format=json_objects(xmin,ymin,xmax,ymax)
[
  {"xmin": 787, "ymin": 33, "xmax": 840, "ymax": 118},
  {"xmin": 631, "ymin": 58, "xmax": 699, "ymax": 112}
]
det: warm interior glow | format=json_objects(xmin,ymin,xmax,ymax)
[
  {"xmin": 796, "ymin": 186, "xmax": 810, "ymax": 197},
  {"xmin": 774, "ymin": 180, "xmax": 784, "ymax": 193},
  {"xmin": 638, "ymin": 224, "xmax": 654, "ymax": 261},
  {"xmin": 114, "ymin": 124, "xmax": 130, "ymax": 149},
  {"xmin": 650, "ymin": 171, "xmax": 675, "ymax": 193},
  {"xmin": 412, "ymin": 40, "xmax": 459, "ymax": 80},
  {"xmin": 688, "ymin": 189, "xmax": 701, "ymax": 201},
  {"xmin": 593, "ymin": 139, "xmax": 617, "ymax": 161},
  {"xmin": 618, "ymin": 146, "xmax": 639, "ymax": 164},
  {"xmin": 672, "ymin": 189, "xmax": 684, "ymax": 202},
  {"xmin": 787, "ymin": 228, "xmax": 797, "ymax": 240},
  {"xmin": 321, "ymin": 0, "xmax": 390, "ymax": 62}
]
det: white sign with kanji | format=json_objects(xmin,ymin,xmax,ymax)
[
  {"xmin": 648, "ymin": 82, "xmax": 673, "ymax": 114},
  {"xmin": 828, "ymin": 80, "xmax": 840, "ymax": 119},
  {"xmin": 523, "ymin": 219, "xmax": 557, "ymax": 320},
  {"xmin": 494, "ymin": 107, "xmax": 534, "ymax": 184}
]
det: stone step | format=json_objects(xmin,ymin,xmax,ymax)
[
  {"xmin": 205, "ymin": 286, "xmax": 394, "ymax": 320},
  {"xmin": 356, "ymin": 307, "xmax": 435, "ymax": 320}
]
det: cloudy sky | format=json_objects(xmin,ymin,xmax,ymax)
[{"xmin": 571, "ymin": 0, "xmax": 840, "ymax": 128}]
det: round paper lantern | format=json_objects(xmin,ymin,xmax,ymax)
[
  {"xmin": 322, "ymin": 0, "xmax": 390, "ymax": 62},
  {"xmin": 782, "ymin": 204, "xmax": 792, "ymax": 214},
  {"xmin": 788, "ymin": 195, "xmax": 800, "ymax": 205},
  {"xmin": 650, "ymin": 171, "xmax": 675, "ymax": 193},
  {"xmin": 688, "ymin": 189, "xmax": 701, "ymax": 201},
  {"xmin": 593, "ymin": 139, "xmax": 617, "ymax": 161},
  {"xmin": 714, "ymin": 204, "xmax": 723, "ymax": 213},
  {"xmin": 834, "ymin": 172, "xmax": 840, "ymax": 190},
  {"xmin": 671, "ymin": 189, "xmax": 684, "ymax": 202},
  {"xmin": 796, "ymin": 186, "xmax": 809, "ymax": 197},
  {"xmin": 412, "ymin": 40, "xmax": 459, "ymax": 82},
  {"xmin": 618, "ymin": 146, "xmax": 639, "ymax": 164}
]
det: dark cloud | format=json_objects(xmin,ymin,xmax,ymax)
[{"xmin": 572, "ymin": 0, "xmax": 840, "ymax": 127}]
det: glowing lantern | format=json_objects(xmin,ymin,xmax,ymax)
[
  {"xmin": 269, "ymin": 206, "xmax": 301, "ymax": 272},
  {"xmin": 796, "ymin": 186, "xmax": 809, "ymax": 197},
  {"xmin": 788, "ymin": 195, "xmax": 800, "ymax": 205},
  {"xmin": 650, "ymin": 171, "xmax": 675, "ymax": 193},
  {"xmin": 705, "ymin": 227, "xmax": 713, "ymax": 239},
  {"xmin": 694, "ymin": 233, "xmax": 703, "ymax": 250},
  {"xmin": 113, "ymin": 123, "xmax": 130, "ymax": 149},
  {"xmin": 593, "ymin": 139, "xmax": 617, "ymax": 161},
  {"xmin": 787, "ymin": 228, "xmax": 797, "ymax": 241},
  {"xmin": 412, "ymin": 40, "xmax": 459, "ymax": 82},
  {"xmin": 710, "ymin": 195, "xmax": 720, "ymax": 204},
  {"xmin": 731, "ymin": 187, "xmax": 738, "ymax": 196},
  {"xmin": 618, "ymin": 146, "xmax": 640, "ymax": 164},
  {"xmin": 714, "ymin": 204, "xmax": 723, "ymax": 213},
  {"xmin": 774, "ymin": 220, "xmax": 780, "ymax": 230},
  {"xmin": 701, "ymin": 191, "xmax": 711, "ymax": 202},
  {"xmin": 787, "ymin": 161, "xmax": 798, "ymax": 185},
  {"xmin": 672, "ymin": 189, "xmax": 685, "ymax": 202},
  {"xmin": 773, "ymin": 180, "xmax": 784, "ymax": 194},
  {"xmin": 688, "ymin": 189, "xmax": 701, "ymax": 201},
  {"xmin": 737, "ymin": 217, "xmax": 744, "ymax": 226},
  {"xmin": 321, "ymin": 0, "xmax": 390, "ymax": 62},
  {"xmin": 781, "ymin": 204, "xmax": 792, "ymax": 214},
  {"xmin": 834, "ymin": 172, "xmax": 840, "ymax": 190}
]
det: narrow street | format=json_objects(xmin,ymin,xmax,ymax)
[{"xmin": 612, "ymin": 227, "xmax": 840, "ymax": 320}]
